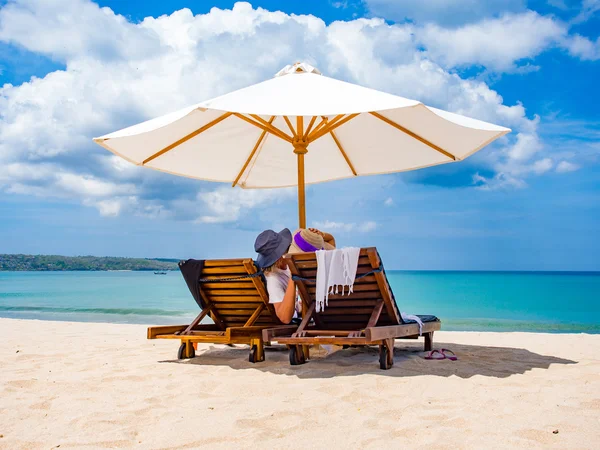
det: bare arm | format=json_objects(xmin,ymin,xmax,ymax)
[
  {"xmin": 309, "ymin": 228, "xmax": 336, "ymax": 247},
  {"xmin": 321, "ymin": 232, "xmax": 336, "ymax": 247},
  {"xmin": 273, "ymin": 279, "xmax": 296, "ymax": 324}
]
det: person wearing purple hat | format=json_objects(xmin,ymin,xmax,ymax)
[{"xmin": 254, "ymin": 228, "xmax": 297, "ymax": 323}]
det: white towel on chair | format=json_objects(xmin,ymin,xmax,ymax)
[
  {"xmin": 401, "ymin": 312, "xmax": 423, "ymax": 336},
  {"xmin": 315, "ymin": 247, "xmax": 361, "ymax": 313}
]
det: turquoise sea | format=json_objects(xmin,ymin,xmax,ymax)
[{"xmin": 0, "ymin": 271, "xmax": 599, "ymax": 333}]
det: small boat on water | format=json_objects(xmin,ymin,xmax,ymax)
[{"xmin": 154, "ymin": 271, "xmax": 167, "ymax": 275}]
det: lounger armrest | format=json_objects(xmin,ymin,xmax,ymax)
[
  {"xmin": 364, "ymin": 321, "xmax": 442, "ymax": 341},
  {"xmin": 262, "ymin": 325, "xmax": 298, "ymax": 342},
  {"xmin": 364, "ymin": 323, "xmax": 423, "ymax": 341}
]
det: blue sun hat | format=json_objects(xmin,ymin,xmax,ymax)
[{"xmin": 254, "ymin": 228, "xmax": 293, "ymax": 268}]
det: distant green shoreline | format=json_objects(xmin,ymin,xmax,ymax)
[{"xmin": 0, "ymin": 254, "xmax": 179, "ymax": 271}]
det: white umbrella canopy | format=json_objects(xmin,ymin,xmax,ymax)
[{"xmin": 94, "ymin": 62, "xmax": 510, "ymax": 228}]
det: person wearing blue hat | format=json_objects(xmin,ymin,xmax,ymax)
[{"xmin": 254, "ymin": 228, "xmax": 297, "ymax": 324}]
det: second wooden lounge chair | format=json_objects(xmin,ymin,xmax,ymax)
[
  {"xmin": 263, "ymin": 247, "xmax": 441, "ymax": 369},
  {"xmin": 147, "ymin": 258, "xmax": 296, "ymax": 363}
]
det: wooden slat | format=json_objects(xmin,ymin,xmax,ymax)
[
  {"xmin": 202, "ymin": 266, "xmax": 248, "ymax": 275},
  {"xmin": 324, "ymin": 292, "xmax": 382, "ymax": 301},
  {"xmin": 213, "ymin": 302, "xmax": 264, "ymax": 309},
  {"xmin": 319, "ymin": 308, "xmax": 374, "ymax": 316},
  {"xmin": 203, "ymin": 260, "xmax": 246, "ymax": 267},
  {"xmin": 352, "ymin": 275, "xmax": 377, "ymax": 284},
  {"xmin": 208, "ymin": 296, "xmax": 262, "ymax": 302},
  {"xmin": 201, "ymin": 282, "xmax": 256, "ymax": 289},
  {"xmin": 205, "ymin": 290, "xmax": 263, "ymax": 296},
  {"xmin": 294, "ymin": 255, "xmax": 371, "ymax": 269},
  {"xmin": 319, "ymin": 316, "xmax": 369, "ymax": 323}
]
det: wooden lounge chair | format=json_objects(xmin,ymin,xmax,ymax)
[
  {"xmin": 263, "ymin": 248, "xmax": 441, "ymax": 369},
  {"xmin": 147, "ymin": 258, "xmax": 296, "ymax": 363}
]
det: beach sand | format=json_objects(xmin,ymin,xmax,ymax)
[{"xmin": 0, "ymin": 318, "xmax": 599, "ymax": 449}]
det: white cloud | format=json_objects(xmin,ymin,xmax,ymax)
[
  {"xmin": 364, "ymin": 0, "xmax": 526, "ymax": 26},
  {"xmin": 561, "ymin": 34, "xmax": 600, "ymax": 60},
  {"xmin": 358, "ymin": 221, "xmax": 377, "ymax": 232},
  {"xmin": 313, "ymin": 220, "xmax": 377, "ymax": 233},
  {"xmin": 384, "ymin": 197, "xmax": 393, "ymax": 206},
  {"xmin": 196, "ymin": 187, "xmax": 294, "ymax": 223},
  {"xmin": 417, "ymin": 12, "xmax": 566, "ymax": 72},
  {"xmin": 473, "ymin": 172, "xmax": 528, "ymax": 190},
  {"xmin": 507, "ymin": 132, "xmax": 543, "ymax": 162},
  {"xmin": 556, "ymin": 160, "xmax": 580, "ymax": 173},
  {"xmin": 531, "ymin": 158, "xmax": 554, "ymax": 175},
  {"xmin": 571, "ymin": 0, "xmax": 600, "ymax": 24}
]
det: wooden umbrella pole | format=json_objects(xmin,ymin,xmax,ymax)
[
  {"xmin": 296, "ymin": 149, "xmax": 307, "ymax": 229},
  {"xmin": 294, "ymin": 116, "xmax": 308, "ymax": 229}
]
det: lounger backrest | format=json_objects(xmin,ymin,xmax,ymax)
[
  {"xmin": 285, "ymin": 247, "xmax": 401, "ymax": 330},
  {"xmin": 199, "ymin": 259, "xmax": 281, "ymax": 329}
]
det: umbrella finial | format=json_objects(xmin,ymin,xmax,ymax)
[{"xmin": 274, "ymin": 62, "xmax": 322, "ymax": 77}]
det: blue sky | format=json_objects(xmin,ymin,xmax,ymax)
[{"xmin": 0, "ymin": 0, "xmax": 599, "ymax": 270}]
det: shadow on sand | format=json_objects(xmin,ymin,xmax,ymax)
[{"xmin": 159, "ymin": 340, "xmax": 577, "ymax": 379}]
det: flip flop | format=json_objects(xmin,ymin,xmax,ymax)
[
  {"xmin": 424, "ymin": 349, "xmax": 445, "ymax": 360},
  {"xmin": 441, "ymin": 348, "xmax": 457, "ymax": 361}
]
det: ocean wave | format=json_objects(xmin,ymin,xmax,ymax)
[
  {"xmin": 0, "ymin": 305, "xmax": 189, "ymax": 316},
  {"xmin": 443, "ymin": 318, "xmax": 600, "ymax": 334}
]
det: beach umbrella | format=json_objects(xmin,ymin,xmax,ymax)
[{"xmin": 93, "ymin": 62, "xmax": 510, "ymax": 228}]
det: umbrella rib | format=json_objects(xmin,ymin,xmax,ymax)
[
  {"xmin": 330, "ymin": 130, "xmax": 357, "ymax": 176},
  {"xmin": 369, "ymin": 111, "xmax": 457, "ymax": 161},
  {"xmin": 308, "ymin": 117, "xmax": 329, "ymax": 140},
  {"xmin": 250, "ymin": 114, "xmax": 294, "ymax": 142},
  {"xmin": 233, "ymin": 113, "xmax": 293, "ymax": 143},
  {"xmin": 141, "ymin": 112, "xmax": 233, "ymax": 165},
  {"xmin": 282, "ymin": 116, "xmax": 297, "ymax": 137},
  {"xmin": 308, "ymin": 114, "xmax": 345, "ymax": 141},
  {"xmin": 232, "ymin": 116, "xmax": 275, "ymax": 187},
  {"xmin": 310, "ymin": 114, "xmax": 359, "ymax": 142},
  {"xmin": 303, "ymin": 116, "xmax": 317, "ymax": 140}
]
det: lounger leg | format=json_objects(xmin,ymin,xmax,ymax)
[
  {"xmin": 249, "ymin": 338, "xmax": 265, "ymax": 363},
  {"xmin": 177, "ymin": 340, "xmax": 196, "ymax": 360},
  {"xmin": 302, "ymin": 345, "xmax": 310, "ymax": 361},
  {"xmin": 386, "ymin": 338, "xmax": 394, "ymax": 367},
  {"xmin": 424, "ymin": 332, "xmax": 433, "ymax": 352},
  {"xmin": 378, "ymin": 338, "xmax": 394, "ymax": 370}
]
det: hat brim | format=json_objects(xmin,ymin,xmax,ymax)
[{"xmin": 256, "ymin": 228, "xmax": 292, "ymax": 268}]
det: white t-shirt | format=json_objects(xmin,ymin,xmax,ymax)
[{"xmin": 265, "ymin": 266, "xmax": 291, "ymax": 304}]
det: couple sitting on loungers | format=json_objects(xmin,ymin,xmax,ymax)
[{"xmin": 254, "ymin": 228, "xmax": 334, "ymax": 324}]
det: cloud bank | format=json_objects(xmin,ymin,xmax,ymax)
[{"xmin": 0, "ymin": 0, "xmax": 592, "ymax": 222}]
